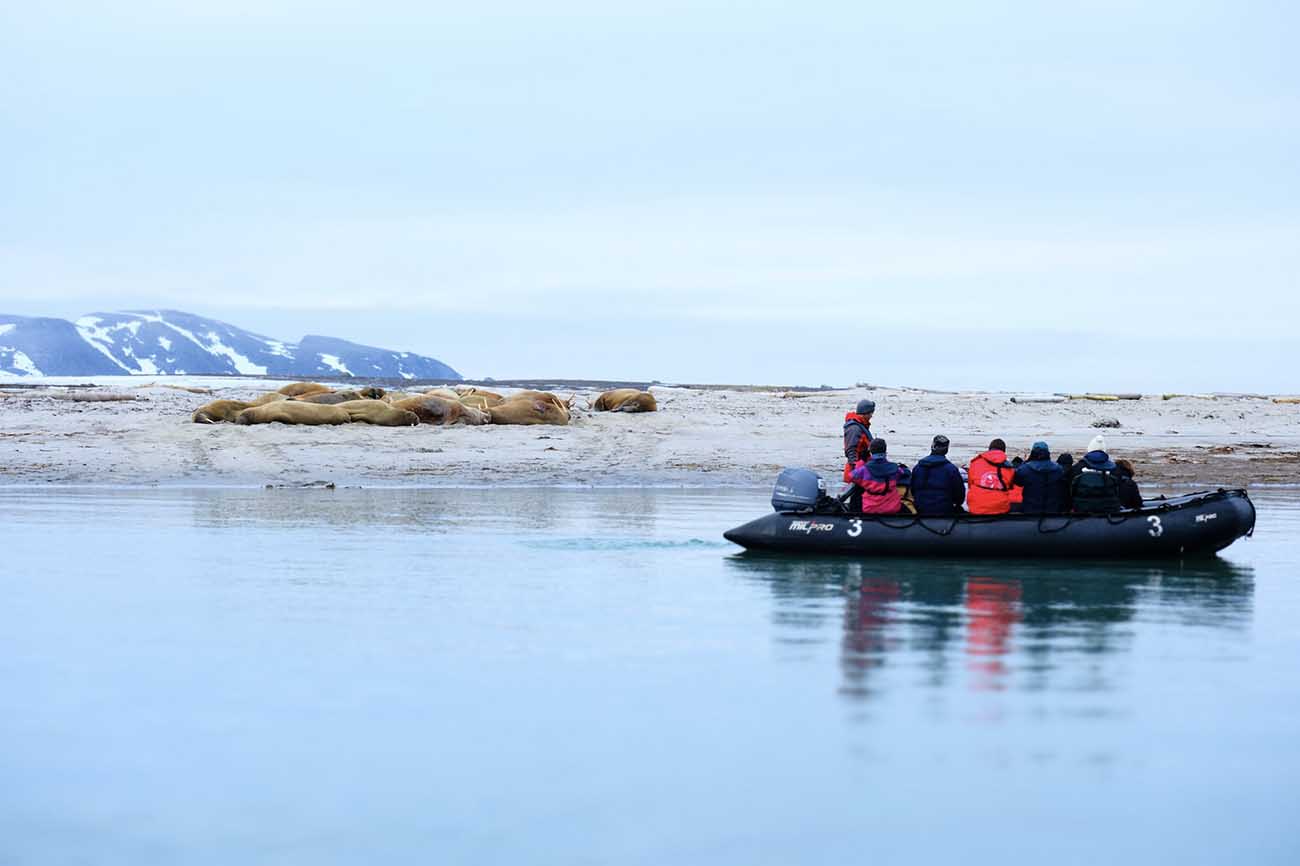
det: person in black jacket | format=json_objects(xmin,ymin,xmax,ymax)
[
  {"xmin": 1114, "ymin": 459, "xmax": 1143, "ymax": 509},
  {"xmin": 1055, "ymin": 452, "xmax": 1074, "ymax": 509},
  {"xmin": 1013, "ymin": 440, "xmax": 1068, "ymax": 514},
  {"xmin": 1070, "ymin": 436, "xmax": 1124, "ymax": 513},
  {"xmin": 909, "ymin": 435, "xmax": 966, "ymax": 515}
]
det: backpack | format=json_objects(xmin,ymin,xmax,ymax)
[{"xmin": 1072, "ymin": 468, "xmax": 1122, "ymax": 513}]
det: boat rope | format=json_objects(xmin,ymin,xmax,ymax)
[
  {"xmin": 814, "ymin": 489, "xmax": 1250, "ymax": 536},
  {"xmin": 1036, "ymin": 516, "xmax": 1077, "ymax": 534}
]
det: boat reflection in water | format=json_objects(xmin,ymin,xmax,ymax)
[{"xmin": 725, "ymin": 554, "xmax": 1254, "ymax": 704}]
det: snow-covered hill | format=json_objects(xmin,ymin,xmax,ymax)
[{"xmin": 0, "ymin": 310, "xmax": 460, "ymax": 380}]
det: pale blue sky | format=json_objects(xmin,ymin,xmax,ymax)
[{"xmin": 2, "ymin": 2, "xmax": 1297, "ymax": 389}]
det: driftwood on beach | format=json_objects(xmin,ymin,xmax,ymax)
[
  {"xmin": 136, "ymin": 382, "xmax": 214, "ymax": 395},
  {"xmin": 51, "ymin": 392, "xmax": 139, "ymax": 403},
  {"xmin": 1, "ymin": 390, "xmax": 138, "ymax": 402}
]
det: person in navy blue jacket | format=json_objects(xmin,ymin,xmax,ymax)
[
  {"xmin": 1014, "ymin": 440, "xmax": 1068, "ymax": 513},
  {"xmin": 909, "ymin": 435, "xmax": 966, "ymax": 515}
]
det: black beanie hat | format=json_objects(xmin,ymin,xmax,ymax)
[{"xmin": 869, "ymin": 438, "xmax": 887, "ymax": 455}]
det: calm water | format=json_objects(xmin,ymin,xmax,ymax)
[{"xmin": 1, "ymin": 487, "xmax": 1297, "ymax": 865}]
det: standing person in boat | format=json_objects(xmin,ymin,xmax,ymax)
[
  {"xmin": 850, "ymin": 438, "xmax": 911, "ymax": 514},
  {"xmin": 842, "ymin": 399, "xmax": 875, "ymax": 511},
  {"xmin": 1013, "ymin": 440, "xmax": 1068, "ymax": 514},
  {"xmin": 966, "ymin": 438, "xmax": 1021, "ymax": 515},
  {"xmin": 1070, "ymin": 435, "xmax": 1124, "ymax": 513},
  {"xmin": 1114, "ymin": 458, "xmax": 1144, "ymax": 509},
  {"xmin": 910, "ymin": 434, "xmax": 966, "ymax": 515}
]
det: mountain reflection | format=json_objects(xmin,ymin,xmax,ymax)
[{"xmin": 727, "ymin": 554, "xmax": 1254, "ymax": 703}]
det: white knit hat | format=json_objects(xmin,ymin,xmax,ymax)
[{"xmin": 1087, "ymin": 434, "xmax": 1106, "ymax": 453}]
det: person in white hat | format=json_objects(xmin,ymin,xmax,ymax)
[{"xmin": 1068, "ymin": 434, "xmax": 1124, "ymax": 513}]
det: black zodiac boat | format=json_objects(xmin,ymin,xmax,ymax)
[{"xmin": 724, "ymin": 469, "xmax": 1256, "ymax": 558}]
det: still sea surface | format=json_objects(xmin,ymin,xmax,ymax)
[{"xmin": 1, "ymin": 487, "xmax": 1297, "ymax": 865}]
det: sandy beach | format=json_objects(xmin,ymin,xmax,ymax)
[{"xmin": 1, "ymin": 379, "xmax": 1298, "ymax": 489}]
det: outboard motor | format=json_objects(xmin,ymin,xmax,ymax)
[{"xmin": 771, "ymin": 467, "xmax": 824, "ymax": 513}]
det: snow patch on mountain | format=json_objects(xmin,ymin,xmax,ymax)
[
  {"xmin": 4, "ymin": 310, "xmax": 460, "ymax": 379},
  {"xmin": 75, "ymin": 316, "xmax": 135, "ymax": 372},
  {"xmin": 12, "ymin": 351, "xmax": 40, "ymax": 375},
  {"xmin": 318, "ymin": 354, "xmax": 351, "ymax": 375},
  {"xmin": 197, "ymin": 328, "xmax": 268, "ymax": 376},
  {"xmin": 265, "ymin": 340, "xmax": 293, "ymax": 358},
  {"xmin": 2, "ymin": 348, "xmax": 42, "ymax": 375}
]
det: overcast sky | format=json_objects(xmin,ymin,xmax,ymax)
[{"xmin": 2, "ymin": 2, "xmax": 1297, "ymax": 390}]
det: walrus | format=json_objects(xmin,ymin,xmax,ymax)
[
  {"xmin": 488, "ymin": 396, "xmax": 571, "ymax": 426},
  {"xmin": 455, "ymin": 385, "xmax": 504, "ymax": 401},
  {"xmin": 592, "ymin": 388, "xmax": 657, "ymax": 412},
  {"xmin": 277, "ymin": 382, "xmax": 332, "ymax": 398},
  {"xmin": 511, "ymin": 390, "xmax": 563, "ymax": 401},
  {"xmin": 249, "ymin": 391, "xmax": 291, "ymax": 406},
  {"xmin": 516, "ymin": 391, "xmax": 574, "ymax": 421},
  {"xmin": 423, "ymin": 387, "xmax": 464, "ymax": 400},
  {"xmin": 457, "ymin": 392, "xmax": 505, "ymax": 410},
  {"xmin": 504, "ymin": 390, "xmax": 573, "ymax": 412},
  {"xmin": 291, "ymin": 389, "xmax": 364, "ymax": 404},
  {"xmin": 192, "ymin": 399, "xmax": 253, "ymax": 423},
  {"xmin": 391, "ymin": 394, "xmax": 489, "ymax": 425},
  {"xmin": 334, "ymin": 400, "xmax": 420, "ymax": 427},
  {"xmin": 457, "ymin": 404, "xmax": 490, "ymax": 425},
  {"xmin": 236, "ymin": 401, "xmax": 351, "ymax": 425}
]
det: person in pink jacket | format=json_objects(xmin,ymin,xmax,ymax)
[{"xmin": 850, "ymin": 438, "xmax": 912, "ymax": 514}]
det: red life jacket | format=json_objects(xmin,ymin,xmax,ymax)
[
  {"xmin": 967, "ymin": 450, "xmax": 1019, "ymax": 514},
  {"xmin": 842, "ymin": 412, "xmax": 873, "ymax": 482}
]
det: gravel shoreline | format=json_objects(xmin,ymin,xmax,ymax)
[{"xmin": 2, "ymin": 380, "xmax": 1298, "ymax": 489}]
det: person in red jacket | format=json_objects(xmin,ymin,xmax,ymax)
[
  {"xmin": 842, "ymin": 399, "xmax": 875, "ymax": 482},
  {"xmin": 966, "ymin": 438, "xmax": 1020, "ymax": 515},
  {"xmin": 841, "ymin": 399, "xmax": 875, "ymax": 513}
]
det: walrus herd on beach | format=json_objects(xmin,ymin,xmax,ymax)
[{"xmin": 190, "ymin": 383, "xmax": 658, "ymax": 427}]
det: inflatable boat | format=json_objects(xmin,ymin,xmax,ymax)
[{"xmin": 723, "ymin": 470, "xmax": 1255, "ymax": 558}]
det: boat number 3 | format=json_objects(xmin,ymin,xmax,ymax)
[
  {"xmin": 1147, "ymin": 515, "xmax": 1164, "ymax": 538},
  {"xmin": 847, "ymin": 519, "xmax": 863, "ymax": 537}
]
